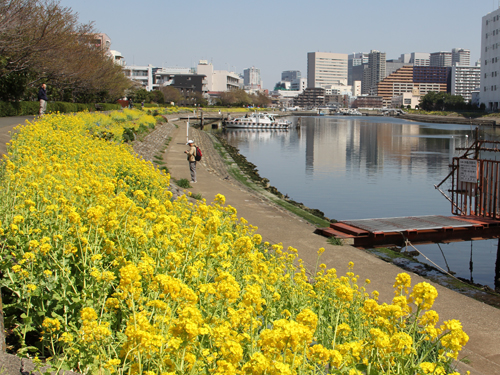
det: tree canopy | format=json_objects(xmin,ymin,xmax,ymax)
[
  {"xmin": 0, "ymin": 0, "xmax": 131, "ymax": 103},
  {"xmin": 419, "ymin": 91, "xmax": 468, "ymax": 111},
  {"xmin": 217, "ymin": 89, "xmax": 271, "ymax": 107}
]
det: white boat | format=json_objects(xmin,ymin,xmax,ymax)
[{"xmin": 224, "ymin": 112, "xmax": 291, "ymax": 129}]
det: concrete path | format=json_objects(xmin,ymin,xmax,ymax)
[
  {"xmin": 0, "ymin": 115, "xmax": 499, "ymax": 374},
  {"xmin": 164, "ymin": 120, "xmax": 500, "ymax": 375}
]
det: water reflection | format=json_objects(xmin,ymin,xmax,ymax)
[{"xmin": 221, "ymin": 116, "xmax": 500, "ymax": 289}]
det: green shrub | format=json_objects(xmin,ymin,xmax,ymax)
[
  {"xmin": 0, "ymin": 101, "xmax": 121, "ymax": 117},
  {"xmin": 176, "ymin": 178, "xmax": 192, "ymax": 188}
]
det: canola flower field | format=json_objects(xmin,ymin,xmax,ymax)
[{"xmin": 0, "ymin": 110, "xmax": 469, "ymax": 374}]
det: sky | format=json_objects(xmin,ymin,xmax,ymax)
[{"xmin": 60, "ymin": 0, "xmax": 499, "ymax": 90}]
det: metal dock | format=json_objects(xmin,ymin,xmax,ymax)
[{"xmin": 315, "ymin": 215, "xmax": 500, "ymax": 249}]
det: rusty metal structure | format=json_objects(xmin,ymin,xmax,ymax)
[{"xmin": 435, "ymin": 127, "xmax": 500, "ymax": 219}]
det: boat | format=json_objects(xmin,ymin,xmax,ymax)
[{"xmin": 224, "ymin": 112, "xmax": 291, "ymax": 129}]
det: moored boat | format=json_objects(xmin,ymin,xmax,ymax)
[{"xmin": 224, "ymin": 112, "xmax": 291, "ymax": 129}]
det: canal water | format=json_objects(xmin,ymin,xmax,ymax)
[{"xmin": 219, "ymin": 115, "xmax": 500, "ymax": 289}]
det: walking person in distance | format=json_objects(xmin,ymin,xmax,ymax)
[
  {"xmin": 38, "ymin": 83, "xmax": 48, "ymax": 117},
  {"xmin": 184, "ymin": 140, "xmax": 197, "ymax": 183}
]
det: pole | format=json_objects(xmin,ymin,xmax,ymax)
[
  {"xmin": 496, "ymin": 238, "xmax": 500, "ymax": 292},
  {"xmin": 187, "ymin": 116, "xmax": 190, "ymax": 143}
]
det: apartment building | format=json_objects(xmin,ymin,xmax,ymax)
[
  {"xmin": 430, "ymin": 52, "xmax": 452, "ymax": 67},
  {"xmin": 451, "ymin": 65, "xmax": 480, "ymax": 102},
  {"xmin": 293, "ymin": 87, "xmax": 326, "ymax": 107},
  {"xmin": 307, "ymin": 52, "xmax": 348, "ymax": 88},
  {"xmin": 377, "ymin": 66, "xmax": 414, "ymax": 107},
  {"xmin": 481, "ymin": 7, "xmax": 500, "ymax": 110},
  {"xmin": 197, "ymin": 60, "xmax": 241, "ymax": 93},
  {"xmin": 376, "ymin": 66, "xmax": 449, "ymax": 107},
  {"xmin": 123, "ymin": 65, "xmax": 157, "ymax": 91}
]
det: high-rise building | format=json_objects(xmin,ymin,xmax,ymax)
[
  {"xmin": 400, "ymin": 52, "xmax": 430, "ymax": 66},
  {"xmin": 243, "ymin": 66, "xmax": 262, "ymax": 90},
  {"xmin": 348, "ymin": 52, "xmax": 369, "ymax": 85},
  {"xmin": 307, "ymin": 52, "xmax": 348, "ymax": 88},
  {"xmin": 481, "ymin": 8, "xmax": 500, "ymax": 110},
  {"xmin": 362, "ymin": 50, "xmax": 386, "ymax": 94},
  {"xmin": 451, "ymin": 64, "xmax": 480, "ymax": 102},
  {"xmin": 430, "ymin": 51, "xmax": 452, "ymax": 67},
  {"xmin": 452, "ymin": 48, "xmax": 471, "ymax": 66},
  {"xmin": 281, "ymin": 70, "xmax": 301, "ymax": 82}
]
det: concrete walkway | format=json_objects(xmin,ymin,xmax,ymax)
[{"xmin": 0, "ymin": 115, "xmax": 499, "ymax": 374}]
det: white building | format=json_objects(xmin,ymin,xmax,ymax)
[
  {"xmin": 110, "ymin": 50, "xmax": 126, "ymax": 66},
  {"xmin": 290, "ymin": 77, "xmax": 307, "ymax": 91},
  {"xmin": 307, "ymin": 52, "xmax": 348, "ymax": 88},
  {"xmin": 123, "ymin": 64, "xmax": 155, "ymax": 91},
  {"xmin": 452, "ymin": 48, "xmax": 471, "ymax": 66},
  {"xmin": 243, "ymin": 66, "xmax": 262, "ymax": 90},
  {"xmin": 352, "ymin": 80, "xmax": 362, "ymax": 96},
  {"xmin": 451, "ymin": 64, "xmax": 480, "ymax": 102},
  {"xmin": 481, "ymin": 8, "xmax": 500, "ymax": 110},
  {"xmin": 197, "ymin": 60, "xmax": 241, "ymax": 92}
]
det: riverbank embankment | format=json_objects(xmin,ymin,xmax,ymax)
[{"xmin": 398, "ymin": 113, "xmax": 499, "ymax": 126}]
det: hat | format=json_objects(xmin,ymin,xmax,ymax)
[{"xmin": 186, "ymin": 140, "xmax": 194, "ymax": 145}]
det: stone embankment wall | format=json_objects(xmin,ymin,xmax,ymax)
[{"xmin": 398, "ymin": 113, "xmax": 497, "ymax": 126}]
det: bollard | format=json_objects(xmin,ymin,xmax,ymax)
[{"xmin": 0, "ymin": 289, "xmax": 5, "ymax": 352}]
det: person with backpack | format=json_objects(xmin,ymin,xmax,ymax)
[
  {"xmin": 38, "ymin": 83, "xmax": 48, "ymax": 117},
  {"xmin": 184, "ymin": 140, "xmax": 198, "ymax": 183}
]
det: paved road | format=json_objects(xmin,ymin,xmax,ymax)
[{"xmin": 0, "ymin": 116, "xmax": 35, "ymax": 157}]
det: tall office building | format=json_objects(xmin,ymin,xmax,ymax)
[
  {"xmin": 281, "ymin": 70, "xmax": 301, "ymax": 82},
  {"xmin": 400, "ymin": 52, "xmax": 430, "ymax": 66},
  {"xmin": 481, "ymin": 8, "xmax": 500, "ymax": 110},
  {"xmin": 362, "ymin": 50, "xmax": 386, "ymax": 95},
  {"xmin": 243, "ymin": 66, "xmax": 262, "ymax": 90},
  {"xmin": 307, "ymin": 52, "xmax": 348, "ymax": 88},
  {"xmin": 452, "ymin": 48, "xmax": 471, "ymax": 66},
  {"xmin": 430, "ymin": 51, "xmax": 452, "ymax": 67},
  {"xmin": 348, "ymin": 52, "xmax": 369, "ymax": 85}
]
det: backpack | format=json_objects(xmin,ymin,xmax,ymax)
[{"xmin": 195, "ymin": 146, "xmax": 202, "ymax": 161}]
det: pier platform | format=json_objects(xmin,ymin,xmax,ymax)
[{"xmin": 316, "ymin": 215, "xmax": 500, "ymax": 248}]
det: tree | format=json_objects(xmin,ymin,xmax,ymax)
[
  {"xmin": 419, "ymin": 91, "xmax": 466, "ymax": 111},
  {"xmin": 0, "ymin": 0, "xmax": 131, "ymax": 103},
  {"xmin": 149, "ymin": 90, "xmax": 164, "ymax": 104},
  {"xmin": 160, "ymin": 86, "xmax": 183, "ymax": 105}
]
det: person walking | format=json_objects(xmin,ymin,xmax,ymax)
[
  {"xmin": 38, "ymin": 83, "xmax": 48, "ymax": 117},
  {"xmin": 184, "ymin": 140, "xmax": 197, "ymax": 183}
]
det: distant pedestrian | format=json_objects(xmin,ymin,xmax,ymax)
[
  {"xmin": 38, "ymin": 83, "xmax": 48, "ymax": 117},
  {"xmin": 141, "ymin": 101, "xmax": 144, "ymax": 109},
  {"xmin": 129, "ymin": 98, "xmax": 133, "ymax": 109},
  {"xmin": 184, "ymin": 140, "xmax": 197, "ymax": 183}
]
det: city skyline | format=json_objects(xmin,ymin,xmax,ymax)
[{"xmin": 60, "ymin": 0, "xmax": 495, "ymax": 90}]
